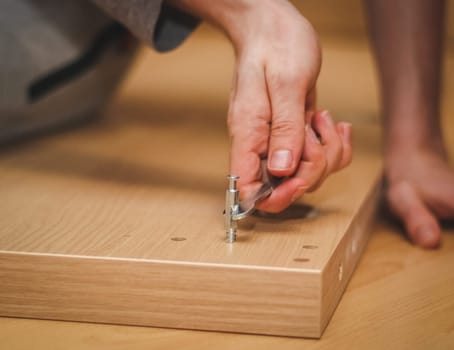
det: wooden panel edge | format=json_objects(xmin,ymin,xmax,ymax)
[
  {"xmin": 319, "ymin": 174, "xmax": 383, "ymax": 336},
  {"xmin": 0, "ymin": 252, "xmax": 321, "ymax": 337}
]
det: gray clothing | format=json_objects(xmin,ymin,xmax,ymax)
[
  {"xmin": 93, "ymin": 0, "xmax": 199, "ymax": 52},
  {"xmin": 0, "ymin": 0, "xmax": 198, "ymax": 143}
]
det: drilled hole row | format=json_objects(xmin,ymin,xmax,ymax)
[
  {"xmin": 170, "ymin": 237, "xmax": 319, "ymax": 264},
  {"xmin": 293, "ymin": 244, "xmax": 318, "ymax": 263}
]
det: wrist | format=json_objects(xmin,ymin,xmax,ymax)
[
  {"xmin": 167, "ymin": 0, "xmax": 304, "ymax": 52},
  {"xmin": 167, "ymin": 0, "xmax": 254, "ymax": 43}
]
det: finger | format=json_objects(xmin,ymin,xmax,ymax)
[
  {"xmin": 228, "ymin": 61, "xmax": 270, "ymax": 199},
  {"xmin": 387, "ymin": 181, "xmax": 441, "ymax": 249},
  {"xmin": 312, "ymin": 110, "xmax": 343, "ymax": 176},
  {"xmin": 336, "ymin": 122, "xmax": 353, "ymax": 170},
  {"xmin": 295, "ymin": 128, "xmax": 327, "ymax": 192},
  {"xmin": 307, "ymin": 120, "xmax": 353, "ymax": 193},
  {"xmin": 255, "ymin": 176, "xmax": 308, "ymax": 213},
  {"xmin": 265, "ymin": 65, "xmax": 306, "ymax": 177},
  {"xmin": 255, "ymin": 127, "xmax": 326, "ymax": 212},
  {"xmin": 294, "ymin": 126, "xmax": 327, "ymax": 192}
]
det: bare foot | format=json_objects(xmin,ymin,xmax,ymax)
[{"xmin": 385, "ymin": 147, "xmax": 454, "ymax": 248}]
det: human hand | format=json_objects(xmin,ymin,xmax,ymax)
[
  {"xmin": 239, "ymin": 110, "xmax": 353, "ymax": 212},
  {"xmin": 222, "ymin": 2, "xmax": 352, "ymax": 211},
  {"xmin": 169, "ymin": 0, "xmax": 353, "ymax": 211},
  {"xmin": 386, "ymin": 147, "xmax": 454, "ymax": 248}
]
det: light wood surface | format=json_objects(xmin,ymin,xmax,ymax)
[
  {"xmin": 0, "ymin": 27, "xmax": 382, "ymax": 337},
  {"xmin": 1, "ymin": 2, "xmax": 454, "ymax": 347},
  {"xmin": 1, "ymin": 222, "xmax": 453, "ymax": 350}
]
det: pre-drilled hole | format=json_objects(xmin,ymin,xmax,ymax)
[
  {"xmin": 338, "ymin": 263, "xmax": 343, "ymax": 281},
  {"xmin": 171, "ymin": 237, "xmax": 186, "ymax": 242},
  {"xmin": 302, "ymin": 245, "xmax": 318, "ymax": 249},
  {"xmin": 293, "ymin": 257, "xmax": 310, "ymax": 262}
]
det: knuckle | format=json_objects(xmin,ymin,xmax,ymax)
[
  {"xmin": 268, "ymin": 68, "xmax": 301, "ymax": 88},
  {"xmin": 311, "ymin": 147, "xmax": 327, "ymax": 171},
  {"xmin": 327, "ymin": 138, "xmax": 343, "ymax": 166},
  {"xmin": 271, "ymin": 118, "xmax": 301, "ymax": 138},
  {"xmin": 227, "ymin": 103, "xmax": 270, "ymax": 137},
  {"xmin": 228, "ymin": 105, "xmax": 268, "ymax": 125}
]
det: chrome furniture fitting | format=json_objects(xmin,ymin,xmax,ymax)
[
  {"xmin": 224, "ymin": 165, "xmax": 284, "ymax": 243},
  {"xmin": 224, "ymin": 175, "xmax": 240, "ymax": 243}
]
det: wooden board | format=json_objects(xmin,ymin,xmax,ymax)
[
  {"xmin": 0, "ymin": 106, "xmax": 381, "ymax": 337},
  {"xmin": 0, "ymin": 19, "xmax": 382, "ymax": 337},
  {"xmin": 3, "ymin": 1, "xmax": 454, "ymax": 345}
]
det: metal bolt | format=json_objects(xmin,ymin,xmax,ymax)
[{"xmin": 225, "ymin": 175, "xmax": 239, "ymax": 243}]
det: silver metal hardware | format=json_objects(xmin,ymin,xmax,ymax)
[
  {"xmin": 225, "ymin": 175, "xmax": 240, "ymax": 243},
  {"xmin": 224, "ymin": 160, "xmax": 285, "ymax": 243}
]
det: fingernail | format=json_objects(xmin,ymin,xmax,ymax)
[
  {"xmin": 415, "ymin": 226, "xmax": 440, "ymax": 248},
  {"xmin": 321, "ymin": 110, "xmax": 334, "ymax": 125},
  {"xmin": 291, "ymin": 186, "xmax": 307, "ymax": 202},
  {"xmin": 269, "ymin": 149, "xmax": 292, "ymax": 170}
]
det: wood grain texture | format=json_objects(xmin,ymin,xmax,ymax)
[
  {"xmin": 1, "ymin": 0, "xmax": 454, "ymax": 347},
  {"xmin": 0, "ymin": 253, "xmax": 320, "ymax": 336},
  {"xmin": 0, "ymin": 22, "xmax": 383, "ymax": 338},
  {"xmin": 1, "ymin": 221, "xmax": 454, "ymax": 350},
  {"xmin": 0, "ymin": 107, "xmax": 381, "ymax": 338}
]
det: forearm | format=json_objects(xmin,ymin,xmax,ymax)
[{"xmin": 364, "ymin": 0, "xmax": 446, "ymax": 155}]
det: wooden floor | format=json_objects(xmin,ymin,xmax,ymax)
[{"xmin": 1, "ymin": 5, "xmax": 454, "ymax": 349}]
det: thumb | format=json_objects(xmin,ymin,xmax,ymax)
[
  {"xmin": 387, "ymin": 181, "xmax": 441, "ymax": 249},
  {"xmin": 266, "ymin": 69, "xmax": 306, "ymax": 177}
]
